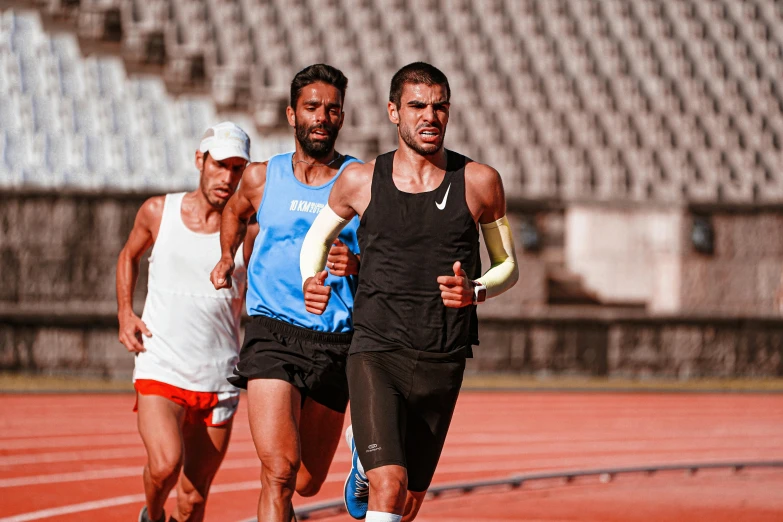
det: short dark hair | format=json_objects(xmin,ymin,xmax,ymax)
[
  {"xmin": 389, "ymin": 62, "xmax": 450, "ymax": 108},
  {"xmin": 290, "ymin": 64, "xmax": 348, "ymax": 108}
]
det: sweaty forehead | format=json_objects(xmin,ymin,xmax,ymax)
[
  {"xmin": 297, "ymin": 82, "xmax": 343, "ymax": 107},
  {"xmin": 401, "ymin": 83, "xmax": 449, "ymax": 105}
]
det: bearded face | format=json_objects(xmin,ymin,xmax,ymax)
[
  {"xmin": 295, "ymin": 118, "xmax": 340, "ymax": 158},
  {"xmin": 288, "ymin": 81, "xmax": 345, "ymax": 160}
]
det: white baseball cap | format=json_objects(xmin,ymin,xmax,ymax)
[{"xmin": 199, "ymin": 121, "xmax": 251, "ymax": 162}]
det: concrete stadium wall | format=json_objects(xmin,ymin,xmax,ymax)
[
  {"xmin": 565, "ymin": 205, "xmax": 684, "ymax": 311},
  {"xmin": 0, "ymin": 319, "xmax": 129, "ymax": 380},
  {"xmin": 2, "ymin": 192, "xmax": 783, "ymax": 380},
  {"xmin": 470, "ymin": 316, "xmax": 783, "ymax": 379},
  {"xmin": 564, "ymin": 203, "xmax": 783, "ymax": 315},
  {"xmin": 3, "ymin": 315, "xmax": 782, "ymax": 380},
  {"xmin": 0, "ymin": 191, "xmax": 149, "ymax": 316},
  {"xmin": 679, "ymin": 210, "xmax": 783, "ymax": 314}
]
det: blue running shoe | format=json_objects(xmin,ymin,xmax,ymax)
[{"xmin": 343, "ymin": 425, "xmax": 369, "ymax": 519}]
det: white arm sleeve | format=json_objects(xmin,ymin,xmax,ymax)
[
  {"xmin": 300, "ymin": 205, "xmax": 349, "ymax": 284},
  {"xmin": 477, "ymin": 215, "xmax": 519, "ymax": 298}
]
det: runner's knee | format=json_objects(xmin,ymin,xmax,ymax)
[
  {"xmin": 147, "ymin": 454, "xmax": 182, "ymax": 487},
  {"xmin": 368, "ymin": 468, "xmax": 407, "ymax": 505},
  {"xmin": 261, "ymin": 455, "xmax": 300, "ymax": 490}
]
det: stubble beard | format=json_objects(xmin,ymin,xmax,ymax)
[
  {"xmin": 200, "ymin": 168, "xmax": 229, "ymax": 210},
  {"xmin": 295, "ymin": 120, "xmax": 339, "ymax": 159},
  {"xmin": 399, "ymin": 123, "xmax": 445, "ymax": 156}
]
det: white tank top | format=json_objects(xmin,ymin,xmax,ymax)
[{"xmin": 134, "ymin": 192, "xmax": 247, "ymax": 392}]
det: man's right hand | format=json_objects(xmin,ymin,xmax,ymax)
[
  {"xmin": 304, "ymin": 270, "xmax": 331, "ymax": 315},
  {"xmin": 118, "ymin": 311, "xmax": 151, "ymax": 353},
  {"xmin": 210, "ymin": 256, "xmax": 235, "ymax": 290}
]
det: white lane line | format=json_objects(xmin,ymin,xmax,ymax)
[
  {"xmin": 0, "ymin": 468, "xmax": 436, "ymax": 521},
  {"xmin": 436, "ymin": 441, "xmax": 783, "ymax": 459},
  {"xmin": 4, "ymin": 456, "xmax": 767, "ymax": 522},
  {"xmin": 1, "ymin": 434, "xmax": 257, "ymax": 450},
  {"xmin": 0, "ymin": 493, "xmax": 148, "ymax": 522},
  {"xmin": 0, "ymin": 448, "xmax": 143, "ymax": 466},
  {"xmin": 3, "ymin": 436, "xmax": 774, "ymax": 467},
  {"xmin": 4, "ymin": 433, "xmax": 776, "ymax": 477},
  {"xmin": 0, "ymin": 459, "xmax": 262, "ymax": 488},
  {"xmin": 0, "ymin": 442, "xmax": 259, "ymax": 466},
  {"xmin": 0, "ymin": 467, "xmax": 141, "ymax": 488},
  {"xmin": 1, "ymin": 435, "xmax": 141, "ymax": 451},
  {"xmin": 0, "ymin": 431, "xmax": 138, "ymax": 443},
  {"xmin": 0, "ymin": 480, "xmax": 266, "ymax": 521},
  {"xmin": 3, "ymin": 439, "xmax": 776, "ymax": 486}
]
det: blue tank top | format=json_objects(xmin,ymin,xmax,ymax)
[{"xmin": 246, "ymin": 152, "xmax": 361, "ymax": 333}]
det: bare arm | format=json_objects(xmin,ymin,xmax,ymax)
[
  {"xmin": 211, "ymin": 162, "xmax": 266, "ymax": 289},
  {"xmin": 328, "ymin": 160, "xmax": 374, "ymax": 219},
  {"xmin": 116, "ymin": 196, "xmax": 163, "ymax": 352},
  {"xmin": 462, "ymin": 162, "xmax": 507, "ymax": 224}
]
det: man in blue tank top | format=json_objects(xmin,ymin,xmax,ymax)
[{"xmin": 210, "ymin": 64, "xmax": 361, "ymax": 522}]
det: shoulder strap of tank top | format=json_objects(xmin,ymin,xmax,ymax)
[
  {"xmin": 443, "ymin": 151, "xmax": 474, "ymax": 215},
  {"xmin": 373, "ymin": 150, "xmax": 395, "ymax": 176},
  {"xmin": 371, "ymin": 150, "xmax": 396, "ymax": 199},
  {"xmin": 157, "ymin": 192, "xmax": 185, "ymax": 243},
  {"xmin": 256, "ymin": 154, "xmax": 288, "ymax": 220},
  {"xmin": 446, "ymin": 150, "xmax": 469, "ymax": 174},
  {"xmin": 266, "ymin": 153, "xmax": 290, "ymax": 183},
  {"xmin": 446, "ymin": 150, "xmax": 472, "ymax": 197}
]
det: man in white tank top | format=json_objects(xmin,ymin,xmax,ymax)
[{"xmin": 116, "ymin": 122, "xmax": 252, "ymax": 522}]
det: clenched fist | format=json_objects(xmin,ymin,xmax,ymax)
[
  {"xmin": 210, "ymin": 256, "xmax": 235, "ymax": 290},
  {"xmin": 437, "ymin": 261, "xmax": 473, "ymax": 308},
  {"xmin": 304, "ymin": 270, "xmax": 332, "ymax": 315}
]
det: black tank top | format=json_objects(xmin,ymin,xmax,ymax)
[{"xmin": 351, "ymin": 150, "xmax": 481, "ymax": 355}]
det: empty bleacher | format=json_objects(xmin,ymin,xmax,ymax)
[
  {"xmin": 0, "ymin": 9, "xmax": 291, "ymax": 191},
  {"xmin": 8, "ymin": 0, "xmax": 783, "ymax": 202}
]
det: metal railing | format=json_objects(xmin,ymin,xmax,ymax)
[{"xmin": 241, "ymin": 460, "xmax": 783, "ymax": 521}]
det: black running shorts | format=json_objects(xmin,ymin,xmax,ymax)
[
  {"xmin": 346, "ymin": 347, "xmax": 466, "ymax": 492},
  {"xmin": 229, "ymin": 315, "xmax": 352, "ymax": 413}
]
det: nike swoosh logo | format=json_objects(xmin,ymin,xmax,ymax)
[{"xmin": 436, "ymin": 183, "xmax": 451, "ymax": 210}]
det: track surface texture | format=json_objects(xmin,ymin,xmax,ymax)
[{"xmin": 0, "ymin": 392, "xmax": 781, "ymax": 521}]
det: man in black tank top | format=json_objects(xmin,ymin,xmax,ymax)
[{"xmin": 300, "ymin": 62, "xmax": 519, "ymax": 522}]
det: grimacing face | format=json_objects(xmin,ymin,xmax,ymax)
[
  {"xmin": 197, "ymin": 152, "xmax": 246, "ymax": 208},
  {"xmin": 391, "ymin": 82, "xmax": 450, "ymax": 156},
  {"xmin": 290, "ymin": 81, "xmax": 344, "ymax": 158}
]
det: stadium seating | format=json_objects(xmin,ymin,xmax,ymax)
[
  {"xmin": 0, "ymin": 9, "xmax": 290, "ymax": 191},
  {"xmin": 7, "ymin": 0, "xmax": 783, "ymax": 202}
]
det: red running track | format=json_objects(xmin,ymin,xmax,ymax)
[{"xmin": 0, "ymin": 392, "xmax": 782, "ymax": 521}]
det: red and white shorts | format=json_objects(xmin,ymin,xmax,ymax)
[{"xmin": 133, "ymin": 379, "xmax": 240, "ymax": 427}]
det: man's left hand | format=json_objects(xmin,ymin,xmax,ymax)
[{"xmin": 437, "ymin": 261, "xmax": 473, "ymax": 308}]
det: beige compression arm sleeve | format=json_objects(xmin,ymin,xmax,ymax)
[
  {"xmin": 477, "ymin": 216, "xmax": 519, "ymax": 298},
  {"xmin": 300, "ymin": 205, "xmax": 349, "ymax": 283}
]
